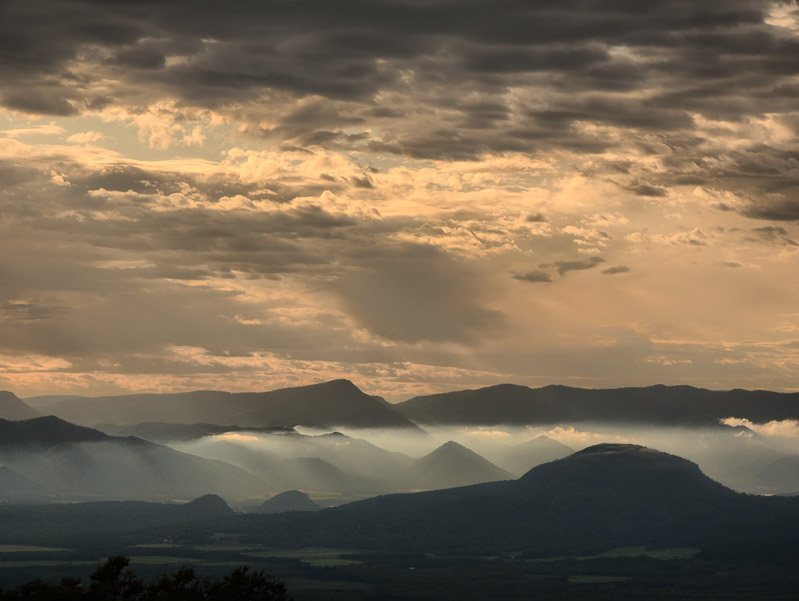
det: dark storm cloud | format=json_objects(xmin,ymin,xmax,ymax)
[
  {"xmin": 547, "ymin": 256, "xmax": 605, "ymax": 276},
  {"xmin": 512, "ymin": 270, "xmax": 552, "ymax": 283},
  {"xmin": 526, "ymin": 213, "xmax": 548, "ymax": 223},
  {"xmin": 601, "ymin": 265, "xmax": 630, "ymax": 275},
  {"xmin": 743, "ymin": 199, "xmax": 799, "ymax": 222},
  {"xmin": 2, "ymin": 0, "xmax": 798, "ymax": 219},
  {"xmin": 629, "ymin": 184, "xmax": 668, "ymax": 198},
  {"xmin": 1, "ymin": 0, "xmax": 794, "ymax": 156},
  {"xmin": 748, "ymin": 226, "xmax": 799, "ymax": 245}
]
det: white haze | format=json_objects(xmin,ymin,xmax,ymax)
[{"xmin": 163, "ymin": 418, "xmax": 799, "ymax": 501}]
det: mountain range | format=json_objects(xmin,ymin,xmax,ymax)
[
  {"xmin": 36, "ymin": 380, "xmax": 420, "ymax": 430},
  {"xmin": 396, "ymin": 383, "xmax": 799, "ymax": 426},
  {"xmin": 0, "ymin": 416, "xmax": 266, "ymax": 500},
  {"xmin": 20, "ymin": 380, "xmax": 799, "ymax": 430},
  {"xmin": 88, "ymin": 444, "xmax": 799, "ymax": 558}
]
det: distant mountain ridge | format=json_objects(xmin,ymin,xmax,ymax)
[
  {"xmin": 395, "ymin": 383, "xmax": 799, "ymax": 426},
  {"xmin": 0, "ymin": 390, "xmax": 39, "ymax": 420},
  {"xmin": 43, "ymin": 379, "xmax": 420, "ymax": 430},
  {"xmin": 18, "ymin": 381, "xmax": 799, "ymax": 430},
  {"xmin": 0, "ymin": 416, "xmax": 266, "ymax": 500}
]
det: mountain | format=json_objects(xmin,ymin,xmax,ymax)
[
  {"xmin": 494, "ymin": 435, "xmax": 574, "ymax": 475},
  {"xmin": 148, "ymin": 443, "xmax": 799, "ymax": 557},
  {"xmin": 22, "ymin": 394, "xmax": 88, "ymax": 409},
  {"xmin": 180, "ymin": 493, "xmax": 236, "ymax": 519},
  {"xmin": 396, "ymin": 383, "xmax": 799, "ymax": 426},
  {"xmin": 663, "ymin": 424, "xmax": 791, "ymax": 494},
  {"xmin": 3, "ymin": 443, "xmax": 799, "ymax": 561},
  {"xmin": 0, "ymin": 416, "xmax": 266, "ymax": 500},
  {"xmin": 0, "ymin": 415, "xmax": 108, "ymax": 447},
  {"xmin": 0, "ymin": 391, "xmax": 39, "ymax": 420},
  {"xmin": 405, "ymin": 441, "xmax": 513, "ymax": 490},
  {"xmin": 256, "ymin": 490, "xmax": 321, "ymax": 514},
  {"xmin": 276, "ymin": 431, "xmax": 413, "ymax": 484},
  {"xmin": 45, "ymin": 380, "xmax": 421, "ymax": 430},
  {"xmin": 174, "ymin": 430, "xmax": 410, "ymax": 493}
]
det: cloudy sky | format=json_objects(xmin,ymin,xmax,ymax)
[{"xmin": 2, "ymin": 0, "xmax": 799, "ymax": 399}]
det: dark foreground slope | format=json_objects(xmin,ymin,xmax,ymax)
[
  {"xmin": 45, "ymin": 379, "xmax": 419, "ymax": 430},
  {"xmin": 396, "ymin": 383, "xmax": 799, "ymax": 426},
  {"xmin": 0, "ymin": 495, "xmax": 234, "ymax": 545},
  {"xmin": 131, "ymin": 444, "xmax": 799, "ymax": 557}
]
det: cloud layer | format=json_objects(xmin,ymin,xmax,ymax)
[{"xmin": 1, "ymin": 0, "xmax": 799, "ymax": 397}]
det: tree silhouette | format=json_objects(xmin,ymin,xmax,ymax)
[{"xmin": 0, "ymin": 558, "xmax": 291, "ymax": 601}]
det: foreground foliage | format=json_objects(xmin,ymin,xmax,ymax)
[{"xmin": 0, "ymin": 556, "xmax": 291, "ymax": 601}]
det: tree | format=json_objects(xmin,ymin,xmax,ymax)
[
  {"xmin": 0, "ymin": 558, "xmax": 291, "ymax": 601},
  {"xmin": 207, "ymin": 567, "xmax": 290, "ymax": 601}
]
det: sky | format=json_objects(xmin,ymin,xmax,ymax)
[{"xmin": 1, "ymin": 0, "xmax": 799, "ymax": 400}]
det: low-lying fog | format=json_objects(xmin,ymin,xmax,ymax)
[{"xmin": 164, "ymin": 417, "xmax": 799, "ymax": 505}]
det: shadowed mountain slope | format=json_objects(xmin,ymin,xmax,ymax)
[
  {"xmin": 405, "ymin": 441, "xmax": 512, "ymax": 490},
  {"xmin": 174, "ymin": 430, "xmax": 412, "ymax": 493},
  {"xmin": 0, "ymin": 415, "xmax": 108, "ymax": 447},
  {"xmin": 44, "ymin": 380, "xmax": 420, "ymax": 430},
  {"xmin": 0, "ymin": 391, "xmax": 39, "ymax": 420},
  {"xmin": 396, "ymin": 384, "xmax": 799, "ymax": 426},
  {"xmin": 0, "ymin": 416, "xmax": 266, "ymax": 500}
]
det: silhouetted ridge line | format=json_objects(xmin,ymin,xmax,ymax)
[
  {"xmin": 396, "ymin": 384, "xmax": 799, "ymax": 426},
  {"xmin": 257, "ymin": 490, "xmax": 321, "ymax": 514},
  {"xmin": 43, "ymin": 379, "xmax": 420, "ymax": 430},
  {"xmin": 0, "ymin": 390, "xmax": 40, "ymax": 420}
]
